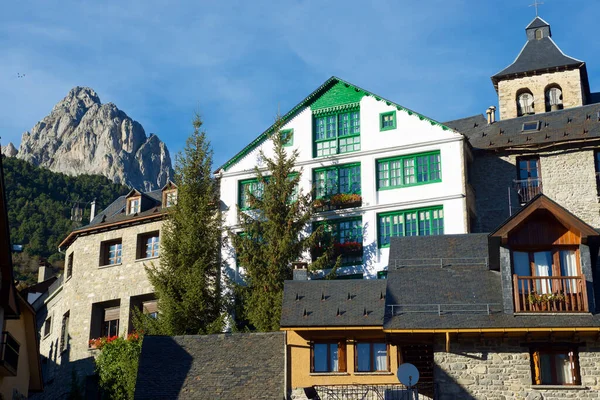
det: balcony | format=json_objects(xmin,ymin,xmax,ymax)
[
  {"xmin": 311, "ymin": 241, "xmax": 363, "ymax": 266},
  {"xmin": 513, "ymin": 275, "xmax": 588, "ymax": 313},
  {"xmin": 313, "ymin": 194, "xmax": 362, "ymax": 212},
  {"xmin": 0, "ymin": 331, "xmax": 20, "ymax": 376},
  {"xmin": 514, "ymin": 178, "xmax": 542, "ymax": 204}
]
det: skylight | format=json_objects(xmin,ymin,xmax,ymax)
[{"xmin": 522, "ymin": 121, "xmax": 540, "ymax": 132}]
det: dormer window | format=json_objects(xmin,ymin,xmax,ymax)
[
  {"xmin": 128, "ymin": 197, "xmax": 141, "ymax": 215},
  {"xmin": 165, "ymin": 190, "xmax": 177, "ymax": 207}
]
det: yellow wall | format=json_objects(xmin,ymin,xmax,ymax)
[
  {"xmin": 287, "ymin": 330, "xmax": 400, "ymax": 389},
  {"xmin": 1, "ymin": 315, "xmax": 31, "ymax": 399}
]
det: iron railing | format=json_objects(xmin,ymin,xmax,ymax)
[
  {"xmin": 390, "ymin": 257, "xmax": 488, "ymax": 269},
  {"xmin": 312, "ymin": 383, "xmax": 437, "ymax": 400},
  {"xmin": 387, "ymin": 303, "xmax": 501, "ymax": 316},
  {"xmin": 513, "ymin": 275, "xmax": 588, "ymax": 312},
  {"xmin": 514, "ymin": 178, "xmax": 542, "ymax": 204},
  {"xmin": 0, "ymin": 331, "xmax": 20, "ymax": 376}
]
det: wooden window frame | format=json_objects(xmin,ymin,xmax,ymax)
[
  {"xmin": 60, "ymin": 311, "xmax": 69, "ymax": 354},
  {"xmin": 136, "ymin": 232, "xmax": 160, "ymax": 260},
  {"xmin": 310, "ymin": 340, "xmax": 347, "ymax": 373},
  {"xmin": 66, "ymin": 252, "xmax": 74, "ymax": 279},
  {"xmin": 313, "ymin": 109, "xmax": 361, "ymax": 158},
  {"xmin": 377, "ymin": 151, "xmax": 441, "ymax": 190},
  {"xmin": 380, "ymin": 111, "xmax": 397, "ymax": 131},
  {"xmin": 511, "ymin": 246, "xmax": 581, "ymax": 278},
  {"xmin": 163, "ymin": 190, "xmax": 178, "ymax": 207},
  {"xmin": 530, "ymin": 346, "xmax": 581, "ymax": 386},
  {"xmin": 127, "ymin": 197, "xmax": 141, "ymax": 215},
  {"xmin": 377, "ymin": 206, "xmax": 444, "ymax": 248},
  {"xmin": 354, "ymin": 341, "xmax": 390, "ymax": 373},
  {"xmin": 100, "ymin": 239, "xmax": 123, "ymax": 266}
]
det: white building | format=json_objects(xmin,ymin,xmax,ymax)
[{"xmin": 216, "ymin": 77, "xmax": 473, "ymax": 278}]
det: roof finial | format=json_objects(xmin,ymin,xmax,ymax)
[{"xmin": 529, "ymin": 0, "xmax": 544, "ymax": 17}]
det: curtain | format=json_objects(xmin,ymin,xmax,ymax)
[
  {"xmin": 329, "ymin": 344, "xmax": 338, "ymax": 372},
  {"xmin": 374, "ymin": 343, "xmax": 388, "ymax": 371},
  {"xmin": 534, "ymin": 251, "xmax": 553, "ymax": 294},
  {"xmin": 560, "ymin": 250, "xmax": 578, "ymax": 293},
  {"xmin": 555, "ymin": 353, "xmax": 574, "ymax": 384}
]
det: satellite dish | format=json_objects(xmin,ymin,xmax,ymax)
[{"xmin": 397, "ymin": 363, "xmax": 419, "ymax": 387}]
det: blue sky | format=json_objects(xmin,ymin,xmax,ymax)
[{"xmin": 2, "ymin": 0, "xmax": 599, "ymax": 168}]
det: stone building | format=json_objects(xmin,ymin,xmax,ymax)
[
  {"xmin": 445, "ymin": 17, "xmax": 600, "ymax": 232},
  {"xmin": 282, "ymin": 195, "xmax": 600, "ymax": 399},
  {"xmin": 31, "ymin": 183, "xmax": 176, "ymax": 398},
  {"xmin": 216, "ymin": 76, "xmax": 473, "ymax": 279}
]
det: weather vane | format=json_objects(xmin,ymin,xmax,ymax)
[{"xmin": 529, "ymin": 0, "xmax": 544, "ymax": 17}]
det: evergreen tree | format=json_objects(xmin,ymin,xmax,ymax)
[
  {"xmin": 142, "ymin": 114, "xmax": 223, "ymax": 335},
  {"xmin": 231, "ymin": 116, "xmax": 337, "ymax": 332}
]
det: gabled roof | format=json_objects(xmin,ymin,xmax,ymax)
[
  {"xmin": 490, "ymin": 194, "xmax": 599, "ymax": 243},
  {"xmin": 161, "ymin": 180, "xmax": 177, "ymax": 191},
  {"xmin": 215, "ymin": 76, "xmax": 457, "ymax": 173},
  {"xmin": 526, "ymin": 16, "xmax": 550, "ymax": 30}
]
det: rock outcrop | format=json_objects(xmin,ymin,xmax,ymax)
[
  {"xmin": 16, "ymin": 87, "xmax": 173, "ymax": 190},
  {"xmin": 1, "ymin": 143, "xmax": 18, "ymax": 158}
]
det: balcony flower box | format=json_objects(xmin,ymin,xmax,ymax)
[
  {"xmin": 313, "ymin": 194, "xmax": 362, "ymax": 212},
  {"xmin": 89, "ymin": 335, "xmax": 118, "ymax": 350}
]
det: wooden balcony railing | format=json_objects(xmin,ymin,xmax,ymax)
[
  {"xmin": 514, "ymin": 178, "xmax": 543, "ymax": 204},
  {"xmin": 513, "ymin": 275, "xmax": 588, "ymax": 313}
]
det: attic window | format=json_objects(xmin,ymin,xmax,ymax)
[
  {"xmin": 128, "ymin": 197, "xmax": 141, "ymax": 214},
  {"xmin": 522, "ymin": 121, "xmax": 540, "ymax": 132},
  {"xmin": 535, "ymin": 29, "xmax": 543, "ymax": 40},
  {"xmin": 164, "ymin": 190, "xmax": 177, "ymax": 207}
]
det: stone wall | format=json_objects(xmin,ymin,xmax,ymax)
[
  {"xmin": 435, "ymin": 336, "xmax": 600, "ymax": 400},
  {"xmin": 33, "ymin": 219, "xmax": 164, "ymax": 399},
  {"xmin": 471, "ymin": 147, "xmax": 600, "ymax": 232},
  {"xmin": 497, "ymin": 69, "xmax": 585, "ymax": 120}
]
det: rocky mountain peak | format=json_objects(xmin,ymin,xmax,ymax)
[
  {"xmin": 1, "ymin": 143, "xmax": 18, "ymax": 158},
  {"xmin": 16, "ymin": 87, "xmax": 173, "ymax": 191}
]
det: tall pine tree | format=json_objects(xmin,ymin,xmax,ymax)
[
  {"xmin": 231, "ymin": 116, "xmax": 336, "ymax": 332},
  {"xmin": 142, "ymin": 114, "xmax": 223, "ymax": 335}
]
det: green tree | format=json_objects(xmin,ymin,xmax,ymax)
[
  {"xmin": 95, "ymin": 334, "xmax": 143, "ymax": 400},
  {"xmin": 142, "ymin": 114, "xmax": 223, "ymax": 335},
  {"xmin": 231, "ymin": 115, "xmax": 337, "ymax": 332}
]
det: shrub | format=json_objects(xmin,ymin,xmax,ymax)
[{"xmin": 94, "ymin": 333, "xmax": 143, "ymax": 400}]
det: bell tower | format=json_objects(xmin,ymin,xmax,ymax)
[{"xmin": 491, "ymin": 17, "xmax": 590, "ymax": 120}]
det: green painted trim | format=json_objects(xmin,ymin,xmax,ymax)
[
  {"xmin": 238, "ymin": 178, "xmax": 263, "ymax": 211},
  {"xmin": 379, "ymin": 111, "xmax": 397, "ymax": 131},
  {"xmin": 216, "ymin": 77, "xmax": 455, "ymax": 173},
  {"xmin": 313, "ymin": 109, "xmax": 361, "ymax": 158},
  {"xmin": 281, "ymin": 129, "xmax": 294, "ymax": 147},
  {"xmin": 376, "ymin": 150, "xmax": 442, "ymax": 191},
  {"xmin": 376, "ymin": 206, "xmax": 444, "ymax": 248},
  {"xmin": 312, "ymin": 102, "xmax": 360, "ymax": 116},
  {"xmin": 313, "ymin": 162, "xmax": 362, "ymax": 198}
]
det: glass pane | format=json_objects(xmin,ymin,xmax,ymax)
[
  {"xmin": 329, "ymin": 343, "xmax": 339, "ymax": 372},
  {"xmin": 404, "ymin": 159, "xmax": 415, "ymax": 185},
  {"xmin": 555, "ymin": 353, "xmax": 574, "ymax": 384},
  {"xmin": 356, "ymin": 343, "xmax": 371, "ymax": 372},
  {"xmin": 313, "ymin": 344, "xmax": 328, "ymax": 372},
  {"xmin": 540, "ymin": 353, "xmax": 553, "ymax": 384},
  {"xmin": 378, "ymin": 163, "xmax": 389, "ymax": 188},
  {"xmin": 374, "ymin": 343, "xmax": 387, "ymax": 371}
]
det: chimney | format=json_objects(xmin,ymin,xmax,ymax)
[
  {"xmin": 490, "ymin": 106, "xmax": 497, "ymax": 123},
  {"xmin": 292, "ymin": 261, "xmax": 308, "ymax": 281},
  {"xmin": 486, "ymin": 107, "xmax": 493, "ymax": 124},
  {"xmin": 38, "ymin": 259, "xmax": 53, "ymax": 283},
  {"xmin": 90, "ymin": 199, "xmax": 96, "ymax": 223}
]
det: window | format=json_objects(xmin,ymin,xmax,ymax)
[
  {"xmin": 545, "ymin": 86, "xmax": 563, "ymax": 111},
  {"xmin": 535, "ymin": 29, "xmax": 543, "ymax": 39},
  {"xmin": 380, "ymin": 111, "xmax": 396, "ymax": 131},
  {"xmin": 531, "ymin": 347, "xmax": 580, "ymax": 385},
  {"xmin": 311, "ymin": 341, "xmax": 346, "ymax": 373},
  {"xmin": 280, "ymin": 129, "xmax": 293, "ymax": 147},
  {"xmin": 165, "ymin": 190, "xmax": 177, "ymax": 207},
  {"xmin": 43, "ymin": 316, "xmax": 52, "ymax": 338},
  {"xmin": 137, "ymin": 232, "xmax": 160, "ymax": 259},
  {"xmin": 100, "ymin": 239, "xmax": 122, "ymax": 266},
  {"xmin": 355, "ymin": 342, "xmax": 388, "ymax": 372},
  {"xmin": 102, "ymin": 307, "xmax": 120, "ymax": 338},
  {"xmin": 517, "ymin": 91, "xmax": 535, "ymax": 116},
  {"xmin": 128, "ymin": 197, "xmax": 141, "ymax": 215},
  {"xmin": 313, "ymin": 109, "xmax": 360, "ymax": 157},
  {"xmin": 516, "ymin": 157, "xmax": 542, "ymax": 203},
  {"xmin": 143, "ymin": 300, "xmax": 158, "ymax": 319},
  {"xmin": 377, "ymin": 151, "xmax": 441, "ymax": 190},
  {"xmin": 595, "ymin": 150, "xmax": 600, "ymax": 196},
  {"xmin": 238, "ymin": 178, "xmax": 265, "ymax": 210},
  {"xmin": 60, "ymin": 311, "xmax": 69, "ymax": 353},
  {"xmin": 522, "ymin": 121, "xmax": 540, "ymax": 132},
  {"xmin": 66, "ymin": 252, "xmax": 73, "ymax": 279},
  {"xmin": 378, "ymin": 207, "xmax": 444, "ymax": 247},
  {"xmin": 513, "ymin": 249, "xmax": 580, "ymax": 292},
  {"xmin": 313, "ymin": 218, "xmax": 363, "ymax": 266},
  {"xmin": 314, "ymin": 163, "xmax": 361, "ymax": 199}
]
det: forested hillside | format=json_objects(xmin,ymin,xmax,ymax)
[{"xmin": 2, "ymin": 156, "xmax": 129, "ymax": 284}]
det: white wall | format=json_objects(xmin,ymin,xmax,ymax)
[{"xmin": 219, "ymin": 94, "xmax": 468, "ymax": 279}]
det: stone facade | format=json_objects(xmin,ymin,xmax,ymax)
[
  {"xmin": 470, "ymin": 147, "xmax": 600, "ymax": 232},
  {"xmin": 34, "ymin": 219, "xmax": 163, "ymax": 398},
  {"xmin": 497, "ymin": 68, "xmax": 585, "ymax": 120},
  {"xmin": 435, "ymin": 336, "xmax": 600, "ymax": 400}
]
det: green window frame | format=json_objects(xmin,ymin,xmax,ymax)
[
  {"xmin": 313, "ymin": 217, "xmax": 363, "ymax": 266},
  {"xmin": 313, "ymin": 163, "xmax": 361, "ymax": 199},
  {"xmin": 380, "ymin": 111, "xmax": 396, "ymax": 131},
  {"xmin": 280, "ymin": 129, "xmax": 293, "ymax": 147},
  {"xmin": 377, "ymin": 206, "xmax": 444, "ymax": 248},
  {"xmin": 313, "ymin": 109, "xmax": 361, "ymax": 157},
  {"xmin": 377, "ymin": 151, "xmax": 441, "ymax": 190},
  {"xmin": 238, "ymin": 178, "xmax": 264, "ymax": 210}
]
